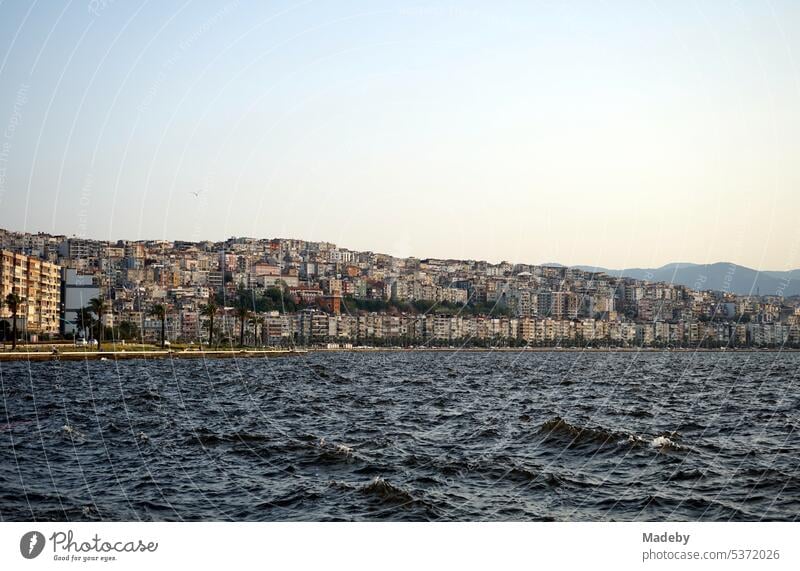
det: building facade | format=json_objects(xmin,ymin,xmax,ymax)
[
  {"xmin": 0, "ymin": 249, "xmax": 61, "ymax": 335},
  {"xmin": 61, "ymin": 268, "xmax": 100, "ymax": 336}
]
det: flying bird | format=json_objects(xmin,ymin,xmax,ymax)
[{"xmin": 190, "ymin": 190, "xmax": 203, "ymax": 198}]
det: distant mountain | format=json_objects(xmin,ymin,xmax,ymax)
[
  {"xmin": 573, "ymin": 262, "xmax": 800, "ymax": 297},
  {"xmin": 764, "ymin": 268, "xmax": 800, "ymax": 282}
]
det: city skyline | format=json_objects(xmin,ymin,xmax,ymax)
[
  {"xmin": 3, "ymin": 223, "xmax": 800, "ymax": 350},
  {"xmin": 1, "ymin": 222, "xmax": 800, "ymax": 276},
  {"xmin": 2, "ymin": 2, "xmax": 800, "ymax": 270}
]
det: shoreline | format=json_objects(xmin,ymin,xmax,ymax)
[
  {"xmin": 0, "ymin": 349, "xmax": 307, "ymax": 362},
  {"xmin": 0, "ymin": 346, "xmax": 798, "ymax": 361}
]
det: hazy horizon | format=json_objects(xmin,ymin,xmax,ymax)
[{"xmin": 2, "ymin": 1, "xmax": 800, "ymax": 270}]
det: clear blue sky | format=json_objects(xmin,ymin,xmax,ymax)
[{"xmin": 1, "ymin": 1, "xmax": 799, "ymax": 270}]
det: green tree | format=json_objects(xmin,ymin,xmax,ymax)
[
  {"xmin": 88, "ymin": 297, "xmax": 106, "ymax": 351},
  {"xmin": 72, "ymin": 307, "xmax": 94, "ymax": 342},
  {"xmin": 4, "ymin": 293, "xmax": 22, "ymax": 350},
  {"xmin": 116, "ymin": 320, "xmax": 140, "ymax": 341},
  {"xmin": 250, "ymin": 315, "xmax": 265, "ymax": 346},
  {"xmin": 150, "ymin": 304, "xmax": 167, "ymax": 348},
  {"xmin": 235, "ymin": 301, "xmax": 249, "ymax": 347},
  {"xmin": 200, "ymin": 300, "xmax": 218, "ymax": 346}
]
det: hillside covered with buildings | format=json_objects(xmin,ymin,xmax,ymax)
[{"xmin": 1, "ymin": 227, "xmax": 799, "ymax": 348}]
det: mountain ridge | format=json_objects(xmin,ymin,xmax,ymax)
[{"xmin": 572, "ymin": 262, "xmax": 800, "ymax": 297}]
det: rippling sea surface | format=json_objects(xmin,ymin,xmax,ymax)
[{"xmin": 1, "ymin": 351, "xmax": 799, "ymax": 521}]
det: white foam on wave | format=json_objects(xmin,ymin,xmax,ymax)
[
  {"xmin": 62, "ymin": 424, "xmax": 84, "ymax": 439},
  {"xmin": 619, "ymin": 434, "xmax": 646, "ymax": 446},
  {"xmin": 651, "ymin": 435, "xmax": 676, "ymax": 449}
]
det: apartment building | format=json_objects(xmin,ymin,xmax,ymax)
[
  {"xmin": 61, "ymin": 268, "xmax": 100, "ymax": 336},
  {"xmin": 0, "ymin": 249, "xmax": 61, "ymax": 335}
]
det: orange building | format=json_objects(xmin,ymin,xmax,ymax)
[{"xmin": 319, "ymin": 294, "xmax": 341, "ymax": 316}]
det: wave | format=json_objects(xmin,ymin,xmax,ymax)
[
  {"xmin": 676, "ymin": 420, "xmax": 707, "ymax": 432},
  {"xmin": 308, "ymin": 364, "xmax": 349, "ymax": 383},
  {"xmin": 538, "ymin": 417, "xmax": 689, "ymax": 454},
  {"xmin": 360, "ymin": 477, "xmax": 415, "ymax": 504},
  {"xmin": 309, "ymin": 364, "xmax": 330, "ymax": 378},
  {"xmin": 329, "ymin": 480, "xmax": 357, "ymax": 491},
  {"xmin": 256, "ymin": 489, "xmax": 321, "ymax": 509},
  {"xmin": 651, "ymin": 435, "xmax": 683, "ymax": 451},
  {"xmin": 667, "ymin": 468, "xmax": 706, "ymax": 481},
  {"xmin": 538, "ymin": 416, "xmax": 638, "ymax": 448},
  {"xmin": 733, "ymin": 467, "xmax": 800, "ymax": 491},
  {"xmin": 61, "ymin": 424, "xmax": 85, "ymax": 440},
  {"xmin": 476, "ymin": 427, "xmax": 502, "ymax": 439},
  {"xmin": 314, "ymin": 438, "xmax": 358, "ymax": 464},
  {"xmin": 129, "ymin": 390, "xmax": 164, "ymax": 402},
  {"xmin": 187, "ymin": 429, "xmax": 271, "ymax": 446},
  {"xmin": 507, "ymin": 466, "xmax": 564, "ymax": 487}
]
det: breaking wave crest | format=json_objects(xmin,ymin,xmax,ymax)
[
  {"xmin": 538, "ymin": 417, "xmax": 687, "ymax": 453},
  {"xmin": 538, "ymin": 416, "xmax": 638, "ymax": 448},
  {"xmin": 360, "ymin": 477, "xmax": 416, "ymax": 504}
]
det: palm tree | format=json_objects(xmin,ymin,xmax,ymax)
[
  {"xmin": 256, "ymin": 315, "xmax": 266, "ymax": 346},
  {"xmin": 5, "ymin": 293, "xmax": 22, "ymax": 350},
  {"xmin": 150, "ymin": 304, "xmax": 167, "ymax": 348},
  {"xmin": 199, "ymin": 300, "xmax": 218, "ymax": 347},
  {"xmin": 235, "ymin": 301, "xmax": 249, "ymax": 347},
  {"xmin": 88, "ymin": 297, "xmax": 106, "ymax": 351},
  {"xmin": 249, "ymin": 315, "xmax": 265, "ymax": 346},
  {"xmin": 72, "ymin": 307, "xmax": 95, "ymax": 342}
]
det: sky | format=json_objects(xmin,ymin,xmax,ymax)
[{"xmin": 1, "ymin": 0, "xmax": 799, "ymax": 270}]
